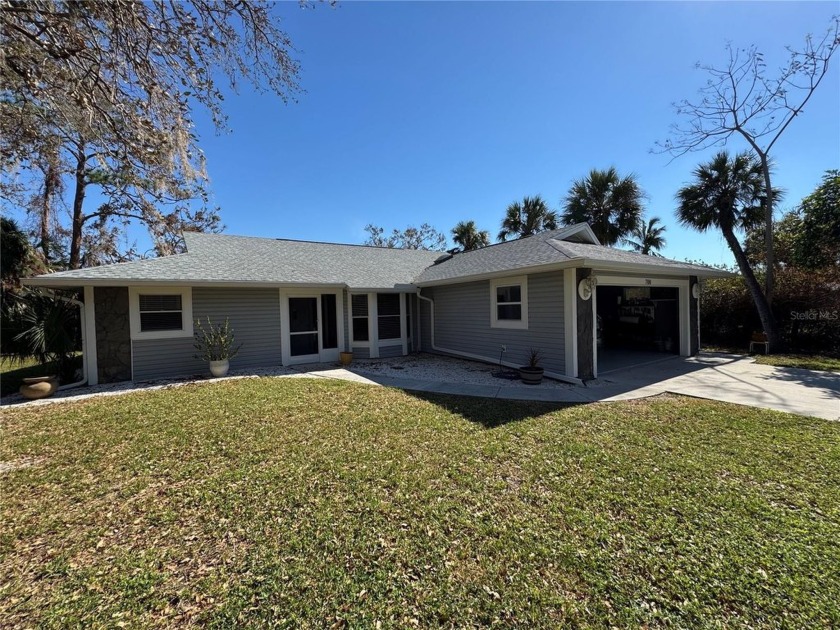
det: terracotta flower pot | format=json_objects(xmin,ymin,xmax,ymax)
[
  {"xmin": 20, "ymin": 375, "xmax": 59, "ymax": 400},
  {"xmin": 339, "ymin": 352, "xmax": 353, "ymax": 366}
]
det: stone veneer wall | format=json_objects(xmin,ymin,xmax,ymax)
[{"xmin": 94, "ymin": 287, "xmax": 132, "ymax": 383}]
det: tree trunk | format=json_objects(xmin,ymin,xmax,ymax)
[
  {"xmin": 68, "ymin": 149, "xmax": 87, "ymax": 270},
  {"xmin": 720, "ymin": 225, "xmax": 783, "ymax": 352},
  {"xmin": 759, "ymin": 154, "xmax": 775, "ymax": 306}
]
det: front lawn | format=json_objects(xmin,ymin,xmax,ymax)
[
  {"xmin": 1, "ymin": 379, "xmax": 838, "ymax": 627},
  {"xmin": 754, "ymin": 353, "xmax": 840, "ymax": 373}
]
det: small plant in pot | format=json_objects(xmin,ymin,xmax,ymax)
[
  {"xmin": 193, "ymin": 317, "xmax": 242, "ymax": 377},
  {"xmin": 519, "ymin": 348, "xmax": 544, "ymax": 385}
]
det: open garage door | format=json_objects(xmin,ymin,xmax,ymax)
[{"xmin": 596, "ymin": 285, "xmax": 681, "ymax": 374}]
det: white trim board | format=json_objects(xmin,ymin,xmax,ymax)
[{"xmin": 128, "ymin": 286, "xmax": 193, "ymax": 341}]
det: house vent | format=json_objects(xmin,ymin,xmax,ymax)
[{"xmin": 433, "ymin": 253, "xmax": 453, "ymax": 265}]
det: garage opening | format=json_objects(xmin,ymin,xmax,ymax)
[{"xmin": 596, "ymin": 285, "xmax": 680, "ymax": 373}]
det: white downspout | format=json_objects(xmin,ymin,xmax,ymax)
[
  {"xmin": 52, "ymin": 293, "xmax": 88, "ymax": 390},
  {"xmin": 416, "ymin": 289, "xmax": 437, "ymax": 351}
]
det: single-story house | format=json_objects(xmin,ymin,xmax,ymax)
[{"xmin": 24, "ymin": 223, "xmax": 729, "ymax": 386}]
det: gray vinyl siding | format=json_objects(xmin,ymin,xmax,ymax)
[
  {"xmin": 132, "ymin": 337, "xmax": 204, "ymax": 381},
  {"xmin": 422, "ymin": 271, "xmax": 566, "ymax": 374},
  {"xmin": 419, "ymin": 295, "xmax": 432, "ymax": 353},
  {"xmin": 352, "ymin": 346, "xmax": 371, "ymax": 359},
  {"xmin": 379, "ymin": 344, "xmax": 403, "ymax": 359},
  {"xmin": 132, "ymin": 287, "xmax": 282, "ymax": 381}
]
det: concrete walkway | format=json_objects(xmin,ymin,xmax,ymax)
[
  {"xmin": 4, "ymin": 354, "xmax": 838, "ymax": 421},
  {"xmin": 310, "ymin": 354, "xmax": 839, "ymax": 421}
]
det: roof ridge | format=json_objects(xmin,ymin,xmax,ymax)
[{"xmin": 186, "ymin": 231, "xmax": 442, "ymax": 252}]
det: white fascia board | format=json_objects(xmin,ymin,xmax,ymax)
[{"xmin": 583, "ymin": 260, "xmax": 733, "ymax": 278}]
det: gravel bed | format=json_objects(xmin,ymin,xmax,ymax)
[{"xmin": 348, "ymin": 353, "xmax": 574, "ymax": 389}]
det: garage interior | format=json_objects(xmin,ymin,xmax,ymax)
[{"xmin": 596, "ymin": 285, "xmax": 681, "ymax": 374}]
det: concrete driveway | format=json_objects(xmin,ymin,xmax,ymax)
[{"xmin": 585, "ymin": 353, "xmax": 840, "ymax": 421}]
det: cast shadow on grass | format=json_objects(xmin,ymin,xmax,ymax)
[{"xmin": 404, "ymin": 390, "xmax": 579, "ymax": 429}]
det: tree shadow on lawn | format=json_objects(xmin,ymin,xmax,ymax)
[{"xmin": 405, "ymin": 390, "xmax": 580, "ymax": 429}]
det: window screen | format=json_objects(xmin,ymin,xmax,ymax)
[
  {"xmin": 377, "ymin": 294, "xmax": 401, "ymax": 340},
  {"xmin": 351, "ymin": 294, "xmax": 369, "ymax": 342},
  {"xmin": 495, "ymin": 284, "xmax": 522, "ymax": 321},
  {"xmin": 139, "ymin": 294, "xmax": 183, "ymax": 332}
]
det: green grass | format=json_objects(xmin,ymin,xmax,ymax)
[
  {"xmin": 753, "ymin": 354, "xmax": 840, "ymax": 372},
  {"xmin": 1, "ymin": 379, "xmax": 838, "ymax": 627}
]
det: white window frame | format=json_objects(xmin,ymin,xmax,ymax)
[
  {"xmin": 490, "ymin": 275, "xmax": 528, "ymax": 330},
  {"xmin": 129, "ymin": 286, "xmax": 193, "ymax": 340},
  {"xmin": 376, "ymin": 293, "xmax": 403, "ymax": 347},
  {"xmin": 349, "ymin": 293, "xmax": 371, "ymax": 348}
]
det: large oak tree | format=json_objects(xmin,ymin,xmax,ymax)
[{"xmin": 1, "ymin": 1, "xmax": 306, "ymax": 268}]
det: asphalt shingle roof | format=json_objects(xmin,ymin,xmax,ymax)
[
  {"xmin": 412, "ymin": 228, "xmax": 724, "ymax": 284},
  {"xmin": 27, "ymin": 226, "xmax": 728, "ymax": 288},
  {"xmin": 27, "ymin": 233, "xmax": 441, "ymax": 290}
]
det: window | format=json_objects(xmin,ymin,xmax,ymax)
[
  {"xmin": 490, "ymin": 276, "xmax": 528, "ymax": 329},
  {"xmin": 321, "ymin": 294, "xmax": 338, "ymax": 350},
  {"xmin": 377, "ymin": 293, "xmax": 401, "ymax": 340},
  {"xmin": 351, "ymin": 294, "xmax": 369, "ymax": 342},
  {"xmin": 129, "ymin": 287, "xmax": 193, "ymax": 340},
  {"xmin": 139, "ymin": 294, "xmax": 183, "ymax": 332}
]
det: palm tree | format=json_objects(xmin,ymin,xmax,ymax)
[
  {"xmin": 676, "ymin": 150, "xmax": 782, "ymax": 350},
  {"xmin": 497, "ymin": 195, "xmax": 558, "ymax": 242},
  {"xmin": 451, "ymin": 220, "xmax": 490, "ymax": 252},
  {"xmin": 561, "ymin": 167, "xmax": 645, "ymax": 246},
  {"xmin": 626, "ymin": 217, "xmax": 667, "ymax": 256}
]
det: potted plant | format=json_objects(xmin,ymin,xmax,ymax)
[
  {"xmin": 193, "ymin": 317, "xmax": 242, "ymax": 377},
  {"xmin": 339, "ymin": 351, "xmax": 353, "ymax": 366},
  {"xmin": 519, "ymin": 348, "xmax": 544, "ymax": 385}
]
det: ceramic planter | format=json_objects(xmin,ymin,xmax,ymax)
[
  {"xmin": 339, "ymin": 351, "xmax": 353, "ymax": 366},
  {"xmin": 20, "ymin": 375, "xmax": 59, "ymax": 400},
  {"xmin": 209, "ymin": 359, "xmax": 230, "ymax": 378},
  {"xmin": 519, "ymin": 366, "xmax": 544, "ymax": 385}
]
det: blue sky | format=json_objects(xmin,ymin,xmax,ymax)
[{"xmin": 72, "ymin": 2, "xmax": 840, "ymax": 265}]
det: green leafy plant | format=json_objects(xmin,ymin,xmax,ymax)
[
  {"xmin": 193, "ymin": 317, "xmax": 242, "ymax": 362},
  {"xmin": 7, "ymin": 289, "xmax": 82, "ymax": 382},
  {"xmin": 524, "ymin": 348, "xmax": 543, "ymax": 369}
]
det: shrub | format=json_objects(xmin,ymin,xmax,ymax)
[{"xmin": 701, "ymin": 266, "xmax": 840, "ymax": 355}]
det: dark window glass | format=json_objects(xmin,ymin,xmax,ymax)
[
  {"xmin": 352, "ymin": 318, "xmax": 369, "ymax": 341},
  {"xmin": 290, "ymin": 333, "xmax": 318, "ymax": 356},
  {"xmin": 377, "ymin": 293, "xmax": 400, "ymax": 316},
  {"xmin": 352, "ymin": 294, "xmax": 368, "ymax": 317},
  {"xmin": 378, "ymin": 316, "xmax": 401, "ymax": 340},
  {"xmin": 289, "ymin": 297, "xmax": 318, "ymax": 333},
  {"xmin": 321, "ymin": 294, "xmax": 337, "ymax": 349},
  {"xmin": 140, "ymin": 311, "xmax": 183, "ymax": 332},
  {"xmin": 139, "ymin": 294, "xmax": 182, "ymax": 312},
  {"xmin": 497, "ymin": 304, "xmax": 522, "ymax": 321},
  {"xmin": 496, "ymin": 285, "xmax": 521, "ymax": 304}
]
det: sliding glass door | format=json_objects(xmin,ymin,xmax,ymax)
[{"xmin": 284, "ymin": 293, "xmax": 341, "ymax": 365}]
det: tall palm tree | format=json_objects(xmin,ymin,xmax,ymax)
[
  {"xmin": 626, "ymin": 216, "xmax": 667, "ymax": 256},
  {"xmin": 676, "ymin": 150, "xmax": 782, "ymax": 350},
  {"xmin": 497, "ymin": 195, "xmax": 558, "ymax": 242},
  {"xmin": 451, "ymin": 220, "xmax": 490, "ymax": 252},
  {"xmin": 561, "ymin": 167, "xmax": 644, "ymax": 246}
]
